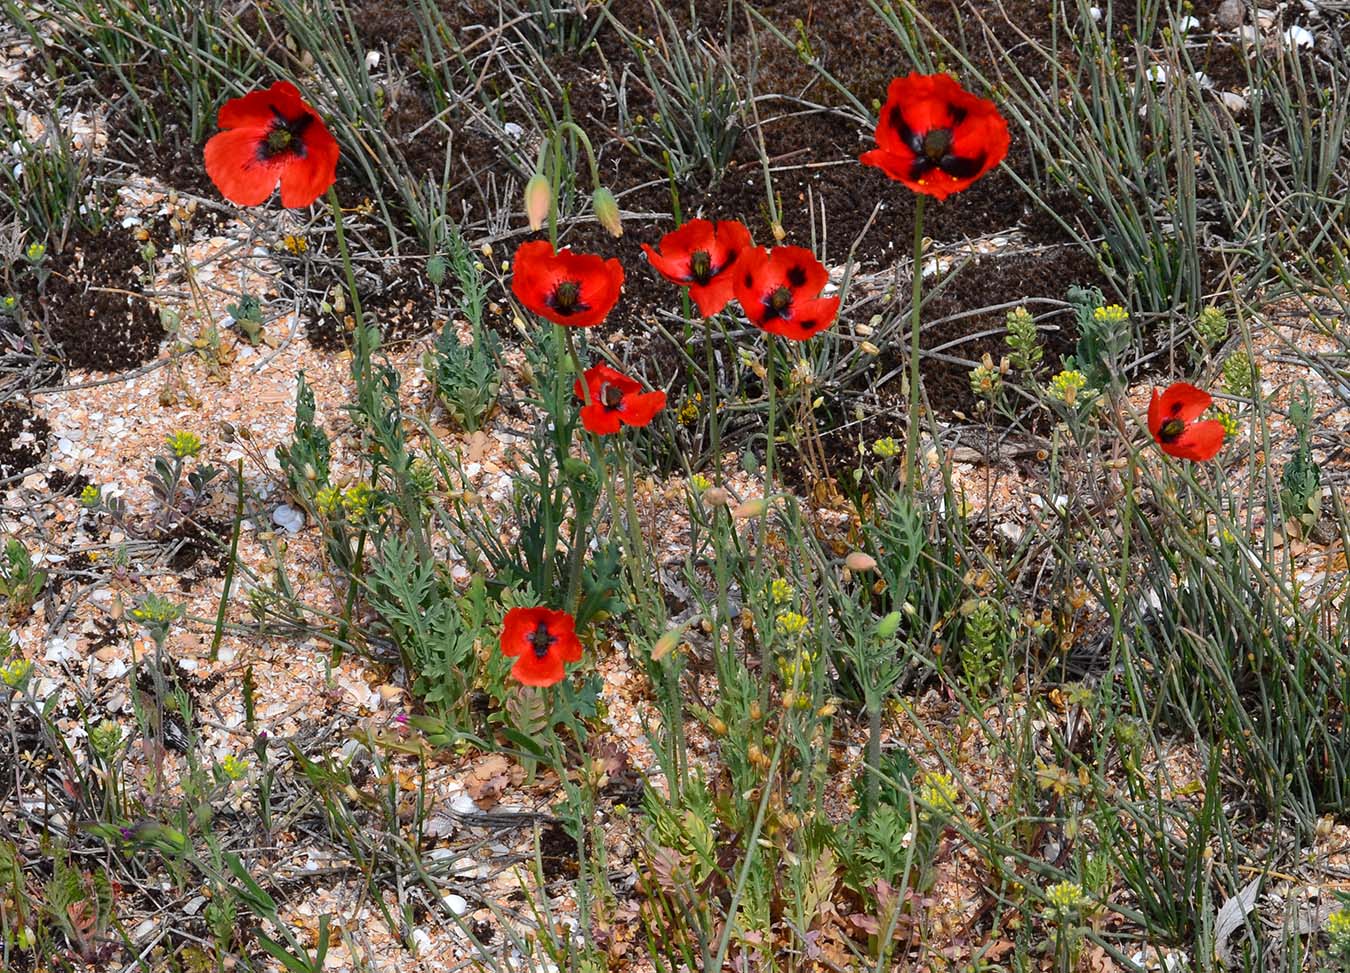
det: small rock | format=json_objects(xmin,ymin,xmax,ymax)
[
  {"xmin": 1216, "ymin": 0, "xmax": 1244, "ymax": 29},
  {"xmin": 442, "ymin": 893, "xmax": 468, "ymax": 915}
]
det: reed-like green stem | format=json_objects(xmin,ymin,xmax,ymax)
[{"xmin": 904, "ymin": 193, "xmax": 927, "ymax": 487}]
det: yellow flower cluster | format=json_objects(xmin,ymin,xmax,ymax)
[
  {"xmin": 166, "ymin": 430, "xmax": 203, "ymax": 459},
  {"xmin": 220, "ymin": 754, "xmax": 250, "ymax": 780},
  {"xmin": 1327, "ymin": 907, "xmax": 1350, "ymax": 951},
  {"xmin": 917, "ymin": 771, "xmax": 959, "ymax": 817},
  {"xmin": 1048, "ymin": 369, "xmax": 1088, "ymax": 406},
  {"xmin": 1092, "ymin": 304, "xmax": 1129, "ymax": 326},
  {"xmin": 1045, "ymin": 880, "xmax": 1087, "ymax": 914},
  {"xmin": 1, "ymin": 657, "xmax": 33, "ymax": 689}
]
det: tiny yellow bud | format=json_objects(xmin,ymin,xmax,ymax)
[
  {"xmin": 860, "ymin": 341, "xmax": 881, "ymax": 356},
  {"xmin": 702, "ymin": 486, "xmax": 730, "ymax": 507}
]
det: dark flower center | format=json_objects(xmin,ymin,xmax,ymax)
[
  {"xmin": 922, "ymin": 127, "xmax": 953, "ymax": 161},
  {"xmin": 600, "ymin": 383, "xmax": 625, "ymax": 410},
  {"xmin": 528, "ymin": 621, "xmax": 556, "ymax": 659},
  {"xmin": 689, "ymin": 250, "xmax": 714, "ymax": 284},
  {"xmin": 767, "ymin": 286, "xmax": 793, "ymax": 316},
  {"xmin": 549, "ymin": 280, "xmax": 590, "ymax": 316},
  {"xmin": 1158, "ymin": 417, "xmax": 1186, "ymax": 442},
  {"xmin": 260, "ymin": 108, "xmax": 315, "ymax": 161},
  {"xmin": 894, "ymin": 106, "xmax": 986, "ymax": 183}
]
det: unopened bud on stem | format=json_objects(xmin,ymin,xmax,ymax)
[
  {"xmin": 592, "ymin": 187, "xmax": 623, "ymax": 238},
  {"xmin": 524, "ymin": 173, "xmax": 552, "ymax": 232}
]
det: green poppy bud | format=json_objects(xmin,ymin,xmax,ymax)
[
  {"xmin": 592, "ymin": 186, "xmax": 623, "ymax": 238},
  {"xmin": 875, "ymin": 610, "xmax": 902, "ymax": 639}
]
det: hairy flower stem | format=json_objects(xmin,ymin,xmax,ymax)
[
  {"xmin": 904, "ymin": 194, "xmax": 927, "ymax": 488},
  {"xmin": 705, "ymin": 318, "xmax": 723, "ymax": 482},
  {"xmin": 759, "ymin": 337, "xmax": 778, "ymax": 710},
  {"xmin": 867, "ymin": 691, "xmax": 883, "ymax": 813},
  {"xmin": 561, "ymin": 328, "xmax": 624, "ymax": 619},
  {"xmin": 329, "ymin": 185, "xmax": 370, "ymax": 659}
]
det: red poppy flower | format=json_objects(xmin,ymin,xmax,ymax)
[
  {"xmin": 511, "ymin": 241, "xmax": 624, "ymax": 328},
  {"xmin": 203, "ymin": 81, "xmax": 340, "ymax": 209},
  {"xmin": 574, "ymin": 363, "xmax": 667, "ymax": 435},
  {"xmin": 1148, "ymin": 382, "xmax": 1226, "ymax": 461},
  {"xmin": 499, "ymin": 606, "xmax": 584, "ymax": 687},
  {"xmin": 733, "ymin": 246, "xmax": 840, "ymax": 340},
  {"xmin": 642, "ymin": 219, "xmax": 753, "ymax": 317},
  {"xmin": 861, "ymin": 73, "xmax": 1010, "ymax": 201}
]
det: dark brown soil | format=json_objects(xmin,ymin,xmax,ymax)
[
  {"xmin": 303, "ymin": 262, "xmax": 449, "ymax": 350},
  {"xmin": 0, "ymin": 401, "xmax": 50, "ymax": 481},
  {"xmin": 22, "ymin": 224, "xmax": 164, "ymax": 372},
  {"xmin": 165, "ymin": 516, "xmax": 230, "ymax": 581},
  {"xmin": 46, "ymin": 468, "xmax": 92, "ymax": 497}
]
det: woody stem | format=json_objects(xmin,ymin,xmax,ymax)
[{"xmin": 904, "ymin": 193, "xmax": 927, "ymax": 489}]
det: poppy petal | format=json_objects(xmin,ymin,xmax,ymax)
[
  {"xmin": 551, "ymin": 621, "xmax": 583, "ymax": 663},
  {"xmin": 756, "ymin": 295, "xmax": 840, "ymax": 341},
  {"xmin": 511, "ymin": 651, "xmax": 566, "ymax": 687},
  {"xmin": 641, "ymin": 241, "xmax": 692, "ymax": 284},
  {"xmin": 618, "ymin": 390, "xmax": 667, "ymax": 427},
  {"xmin": 277, "ymin": 118, "xmax": 339, "ymax": 207},
  {"xmin": 1165, "ymin": 420, "xmax": 1226, "ymax": 461},
  {"xmin": 204, "ymin": 127, "xmax": 282, "ymax": 206},
  {"xmin": 688, "ymin": 276, "xmax": 737, "ymax": 317},
  {"xmin": 860, "ymin": 148, "xmax": 918, "ymax": 185},
  {"xmin": 499, "ymin": 606, "xmax": 538, "ymax": 659},
  {"xmin": 1155, "ymin": 382, "xmax": 1213, "ymax": 424},
  {"xmin": 769, "ymin": 246, "xmax": 830, "ymax": 297},
  {"xmin": 217, "ymin": 81, "xmax": 303, "ymax": 130},
  {"xmin": 580, "ymin": 402, "xmax": 625, "ymax": 435}
]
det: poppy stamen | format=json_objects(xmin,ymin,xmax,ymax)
[
  {"xmin": 689, "ymin": 250, "xmax": 713, "ymax": 284},
  {"xmin": 600, "ymin": 383, "xmax": 624, "ymax": 410},
  {"xmin": 528, "ymin": 622, "xmax": 557, "ymax": 659},
  {"xmin": 549, "ymin": 280, "xmax": 588, "ymax": 316},
  {"xmin": 922, "ymin": 127, "xmax": 953, "ymax": 161},
  {"xmin": 1158, "ymin": 418, "xmax": 1186, "ymax": 443},
  {"xmin": 766, "ymin": 285, "xmax": 793, "ymax": 318},
  {"xmin": 261, "ymin": 111, "xmax": 315, "ymax": 160}
]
